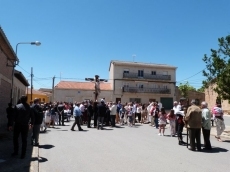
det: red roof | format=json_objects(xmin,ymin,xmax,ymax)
[{"xmin": 55, "ymin": 81, "xmax": 112, "ymax": 90}]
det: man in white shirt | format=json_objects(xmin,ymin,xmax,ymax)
[
  {"xmin": 158, "ymin": 101, "xmax": 162, "ymax": 111},
  {"xmin": 173, "ymin": 101, "xmax": 180, "ymax": 114}
]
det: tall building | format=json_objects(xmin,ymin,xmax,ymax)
[{"xmin": 109, "ymin": 60, "xmax": 177, "ymax": 109}]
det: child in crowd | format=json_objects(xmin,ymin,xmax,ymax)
[
  {"xmin": 158, "ymin": 107, "xmax": 167, "ymax": 136},
  {"xmin": 167, "ymin": 109, "xmax": 176, "ymax": 137},
  {"xmin": 128, "ymin": 104, "xmax": 133, "ymax": 127},
  {"xmin": 119, "ymin": 105, "xmax": 126, "ymax": 125}
]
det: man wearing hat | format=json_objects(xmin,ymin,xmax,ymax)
[{"xmin": 184, "ymin": 99, "xmax": 202, "ymax": 151}]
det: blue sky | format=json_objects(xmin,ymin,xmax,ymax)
[{"xmin": 1, "ymin": 0, "xmax": 230, "ymax": 89}]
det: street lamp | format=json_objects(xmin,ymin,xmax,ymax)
[{"xmin": 10, "ymin": 41, "xmax": 41, "ymax": 104}]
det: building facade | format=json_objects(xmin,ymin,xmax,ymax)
[
  {"xmin": 0, "ymin": 27, "xmax": 18, "ymax": 129},
  {"xmin": 205, "ymin": 84, "xmax": 230, "ymax": 112},
  {"xmin": 175, "ymin": 86, "xmax": 205, "ymax": 106},
  {"xmin": 26, "ymin": 88, "xmax": 51, "ymax": 104},
  {"xmin": 109, "ymin": 60, "xmax": 177, "ymax": 109},
  {"xmin": 53, "ymin": 60, "xmax": 177, "ymax": 109},
  {"xmin": 54, "ymin": 81, "xmax": 112, "ymax": 102},
  {"xmin": 13, "ymin": 70, "xmax": 30, "ymax": 105}
]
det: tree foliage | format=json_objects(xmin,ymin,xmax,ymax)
[
  {"xmin": 178, "ymin": 81, "xmax": 196, "ymax": 98},
  {"xmin": 202, "ymin": 35, "xmax": 230, "ymax": 102},
  {"xmin": 197, "ymin": 86, "xmax": 205, "ymax": 93}
]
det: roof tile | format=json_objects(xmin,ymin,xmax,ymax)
[{"xmin": 55, "ymin": 81, "xmax": 112, "ymax": 90}]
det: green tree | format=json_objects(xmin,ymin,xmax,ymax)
[
  {"xmin": 197, "ymin": 86, "xmax": 205, "ymax": 92},
  {"xmin": 202, "ymin": 35, "xmax": 230, "ymax": 102},
  {"xmin": 178, "ymin": 81, "xmax": 196, "ymax": 97}
]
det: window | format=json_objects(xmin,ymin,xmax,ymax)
[
  {"xmin": 152, "ymin": 84, "xmax": 157, "ymax": 88},
  {"xmin": 123, "ymin": 69, "xmax": 129, "ymax": 74},
  {"xmin": 137, "ymin": 83, "xmax": 144, "ymax": 88},
  {"xmin": 138, "ymin": 70, "xmax": 144, "ymax": 77},
  {"xmin": 123, "ymin": 82, "xmax": 129, "ymax": 88},
  {"xmin": 162, "ymin": 85, "xmax": 168, "ymax": 89},
  {"xmin": 129, "ymin": 98, "xmax": 141, "ymax": 103},
  {"xmin": 151, "ymin": 71, "xmax": 156, "ymax": 75}
]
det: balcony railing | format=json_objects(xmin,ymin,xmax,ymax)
[
  {"xmin": 123, "ymin": 87, "xmax": 171, "ymax": 94},
  {"xmin": 123, "ymin": 72, "xmax": 171, "ymax": 80}
]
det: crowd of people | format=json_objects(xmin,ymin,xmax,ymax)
[{"xmin": 6, "ymin": 95, "xmax": 226, "ymax": 159}]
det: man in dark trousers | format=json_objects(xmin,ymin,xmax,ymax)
[
  {"xmin": 97, "ymin": 99, "xmax": 107, "ymax": 130},
  {"xmin": 31, "ymin": 98, "xmax": 44, "ymax": 146},
  {"xmin": 6, "ymin": 103, "xmax": 14, "ymax": 130},
  {"xmin": 184, "ymin": 99, "xmax": 202, "ymax": 151},
  {"xmin": 71, "ymin": 102, "xmax": 83, "ymax": 131},
  {"xmin": 9, "ymin": 95, "xmax": 34, "ymax": 159},
  {"xmin": 87, "ymin": 100, "xmax": 93, "ymax": 128},
  {"xmin": 57, "ymin": 102, "xmax": 65, "ymax": 126},
  {"xmin": 201, "ymin": 101, "xmax": 212, "ymax": 150}
]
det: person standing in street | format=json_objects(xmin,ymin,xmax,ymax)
[
  {"xmin": 184, "ymin": 99, "xmax": 202, "ymax": 151},
  {"xmin": 57, "ymin": 102, "xmax": 65, "ymax": 126},
  {"xmin": 97, "ymin": 99, "xmax": 107, "ymax": 130},
  {"xmin": 110, "ymin": 102, "xmax": 117, "ymax": 127},
  {"xmin": 201, "ymin": 101, "xmax": 212, "ymax": 150},
  {"xmin": 87, "ymin": 100, "xmax": 94, "ymax": 128},
  {"xmin": 212, "ymin": 103, "xmax": 225, "ymax": 142},
  {"xmin": 71, "ymin": 102, "xmax": 83, "ymax": 131},
  {"xmin": 9, "ymin": 95, "xmax": 34, "ymax": 159},
  {"xmin": 31, "ymin": 98, "xmax": 44, "ymax": 146}
]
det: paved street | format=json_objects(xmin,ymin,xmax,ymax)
[
  {"xmin": 35, "ymin": 119, "xmax": 230, "ymax": 172},
  {"xmin": 223, "ymin": 115, "xmax": 230, "ymax": 126}
]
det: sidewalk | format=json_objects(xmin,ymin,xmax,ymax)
[{"xmin": 0, "ymin": 130, "xmax": 39, "ymax": 172}]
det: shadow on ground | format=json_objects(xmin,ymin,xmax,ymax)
[
  {"xmin": 39, "ymin": 144, "xmax": 55, "ymax": 149},
  {"xmin": 0, "ymin": 130, "xmax": 34, "ymax": 172}
]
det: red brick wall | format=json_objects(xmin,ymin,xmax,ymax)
[{"xmin": 0, "ymin": 51, "xmax": 13, "ymax": 129}]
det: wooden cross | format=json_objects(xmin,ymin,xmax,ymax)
[{"xmin": 85, "ymin": 75, "xmax": 107, "ymax": 102}]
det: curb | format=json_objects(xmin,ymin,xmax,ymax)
[{"xmin": 30, "ymin": 146, "xmax": 39, "ymax": 172}]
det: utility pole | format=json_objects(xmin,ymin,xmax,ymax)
[
  {"xmin": 31, "ymin": 67, "xmax": 33, "ymax": 102},
  {"xmin": 52, "ymin": 76, "xmax": 55, "ymax": 102}
]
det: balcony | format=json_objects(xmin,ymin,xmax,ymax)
[
  {"xmin": 123, "ymin": 87, "xmax": 171, "ymax": 94},
  {"xmin": 123, "ymin": 72, "xmax": 171, "ymax": 80}
]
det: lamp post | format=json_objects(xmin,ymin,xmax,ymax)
[{"xmin": 10, "ymin": 41, "xmax": 41, "ymax": 105}]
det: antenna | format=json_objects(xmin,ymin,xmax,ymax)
[{"xmin": 132, "ymin": 54, "xmax": 136, "ymax": 62}]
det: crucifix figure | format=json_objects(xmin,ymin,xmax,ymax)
[{"xmin": 85, "ymin": 75, "xmax": 107, "ymax": 102}]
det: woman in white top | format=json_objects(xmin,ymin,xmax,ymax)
[
  {"xmin": 44, "ymin": 107, "xmax": 51, "ymax": 128},
  {"xmin": 128, "ymin": 103, "xmax": 133, "ymax": 127}
]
